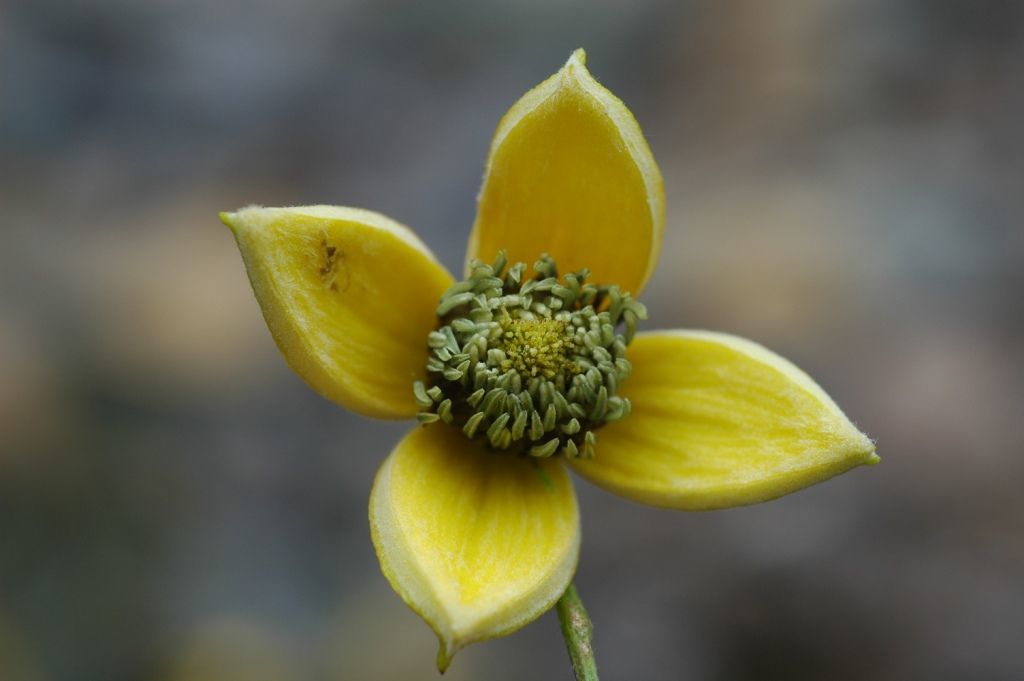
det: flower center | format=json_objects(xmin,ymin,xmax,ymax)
[
  {"xmin": 498, "ymin": 318, "xmax": 575, "ymax": 379},
  {"xmin": 413, "ymin": 251, "xmax": 646, "ymax": 458}
]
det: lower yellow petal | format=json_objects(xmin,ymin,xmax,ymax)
[
  {"xmin": 571, "ymin": 331, "xmax": 878, "ymax": 510},
  {"xmin": 221, "ymin": 205, "xmax": 453, "ymax": 419},
  {"xmin": 370, "ymin": 424, "xmax": 579, "ymax": 671}
]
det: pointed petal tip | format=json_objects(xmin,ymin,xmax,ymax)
[
  {"xmin": 566, "ymin": 47, "xmax": 587, "ymax": 68},
  {"xmin": 852, "ymin": 429, "xmax": 879, "ymax": 466},
  {"xmin": 435, "ymin": 637, "xmax": 457, "ymax": 674},
  {"xmin": 435, "ymin": 647, "xmax": 450, "ymax": 674},
  {"xmin": 220, "ymin": 205, "xmax": 266, "ymax": 232},
  {"xmin": 863, "ymin": 441, "xmax": 881, "ymax": 465},
  {"xmin": 561, "ymin": 48, "xmax": 593, "ymax": 84}
]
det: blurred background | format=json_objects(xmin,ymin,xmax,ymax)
[{"xmin": 2, "ymin": 0, "xmax": 1023, "ymax": 679}]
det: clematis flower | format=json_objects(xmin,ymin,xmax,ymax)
[{"xmin": 220, "ymin": 49, "xmax": 877, "ymax": 672}]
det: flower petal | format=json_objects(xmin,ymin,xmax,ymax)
[
  {"xmin": 221, "ymin": 205, "xmax": 453, "ymax": 419},
  {"xmin": 370, "ymin": 424, "xmax": 580, "ymax": 671},
  {"xmin": 466, "ymin": 49, "xmax": 665, "ymax": 294},
  {"xmin": 571, "ymin": 331, "xmax": 878, "ymax": 510}
]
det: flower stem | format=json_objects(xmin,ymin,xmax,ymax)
[{"xmin": 556, "ymin": 583, "xmax": 599, "ymax": 681}]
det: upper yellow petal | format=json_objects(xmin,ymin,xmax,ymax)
[
  {"xmin": 222, "ymin": 205, "xmax": 453, "ymax": 419},
  {"xmin": 370, "ymin": 424, "xmax": 580, "ymax": 671},
  {"xmin": 466, "ymin": 49, "xmax": 665, "ymax": 294},
  {"xmin": 571, "ymin": 331, "xmax": 878, "ymax": 510}
]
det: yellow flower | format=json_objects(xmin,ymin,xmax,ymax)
[{"xmin": 220, "ymin": 50, "xmax": 877, "ymax": 671}]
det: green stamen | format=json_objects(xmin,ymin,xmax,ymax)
[{"xmin": 414, "ymin": 251, "xmax": 647, "ymax": 459}]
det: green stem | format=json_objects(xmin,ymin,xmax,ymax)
[{"xmin": 556, "ymin": 583, "xmax": 599, "ymax": 681}]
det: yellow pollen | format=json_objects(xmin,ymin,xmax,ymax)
[{"xmin": 499, "ymin": 318, "xmax": 576, "ymax": 379}]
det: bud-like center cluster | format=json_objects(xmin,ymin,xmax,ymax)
[
  {"xmin": 413, "ymin": 251, "xmax": 646, "ymax": 458},
  {"xmin": 499, "ymin": 318, "xmax": 575, "ymax": 379}
]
